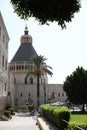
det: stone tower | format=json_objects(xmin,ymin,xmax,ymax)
[{"xmin": 9, "ymin": 26, "xmax": 48, "ymax": 110}]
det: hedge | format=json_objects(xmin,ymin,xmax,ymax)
[{"xmin": 40, "ymin": 104, "xmax": 70, "ymax": 130}]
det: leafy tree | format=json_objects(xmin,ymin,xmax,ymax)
[
  {"xmin": 10, "ymin": 0, "xmax": 81, "ymax": 29},
  {"xmin": 63, "ymin": 66, "xmax": 87, "ymax": 111},
  {"xmin": 25, "ymin": 55, "xmax": 53, "ymax": 109}
]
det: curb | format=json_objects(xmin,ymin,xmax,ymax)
[{"xmin": 37, "ymin": 116, "xmax": 59, "ymax": 130}]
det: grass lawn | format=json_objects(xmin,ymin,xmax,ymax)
[{"xmin": 70, "ymin": 112, "xmax": 87, "ymax": 125}]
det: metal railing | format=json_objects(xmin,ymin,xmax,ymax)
[
  {"xmin": 74, "ymin": 126, "xmax": 85, "ymax": 130},
  {"xmin": 62, "ymin": 119, "xmax": 85, "ymax": 130}
]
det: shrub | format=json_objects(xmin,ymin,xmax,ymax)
[
  {"xmin": 5, "ymin": 105, "xmax": 11, "ymax": 110},
  {"xmin": 5, "ymin": 106, "xmax": 15, "ymax": 115},
  {"xmin": 40, "ymin": 104, "xmax": 70, "ymax": 130},
  {"xmin": 28, "ymin": 105, "xmax": 34, "ymax": 112},
  {"xmin": 20, "ymin": 105, "xmax": 27, "ymax": 112},
  {"xmin": 9, "ymin": 108, "xmax": 15, "ymax": 115},
  {"xmin": 4, "ymin": 110, "xmax": 11, "ymax": 118}
]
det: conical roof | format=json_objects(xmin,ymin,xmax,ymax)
[{"xmin": 10, "ymin": 26, "xmax": 37, "ymax": 63}]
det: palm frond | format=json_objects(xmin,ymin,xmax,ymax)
[
  {"xmin": 44, "ymin": 68, "xmax": 53, "ymax": 77},
  {"xmin": 26, "ymin": 54, "xmax": 53, "ymax": 79},
  {"xmin": 25, "ymin": 70, "xmax": 37, "ymax": 79},
  {"xmin": 45, "ymin": 65, "xmax": 53, "ymax": 70}
]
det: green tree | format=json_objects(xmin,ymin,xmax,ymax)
[
  {"xmin": 25, "ymin": 55, "xmax": 53, "ymax": 109},
  {"xmin": 63, "ymin": 66, "xmax": 87, "ymax": 111},
  {"xmin": 10, "ymin": 0, "xmax": 81, "ymax": 29}
]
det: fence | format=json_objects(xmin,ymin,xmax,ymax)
[{"xmin": 62, "ymin": 119, "xmax": 85, "ymax": 130}]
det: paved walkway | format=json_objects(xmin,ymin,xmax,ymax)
[{"xmin": 0, "ymin": 112, "xmax": 39, "ymax": 130}]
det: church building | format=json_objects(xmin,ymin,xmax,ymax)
[{"xmin": 9, "ymin": 26, "xmax": 67, "ymax": 110}]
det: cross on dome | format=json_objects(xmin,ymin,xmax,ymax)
[{"xmin": 24, "ymin": 25, "xmax": 28, "ymax": 35}]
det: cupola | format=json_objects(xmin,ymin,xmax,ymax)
[
  {"xmin": 20, "ymin": 26, "xmax": 32, "ymax": 44},
  {"xmin": 10, "ymin": 26, "xmax": 37, "ymax": 63}
]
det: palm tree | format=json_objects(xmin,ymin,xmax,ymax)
[{"xmin": 25, "ymin": 55, "xmax": 53, "ymax": 109}]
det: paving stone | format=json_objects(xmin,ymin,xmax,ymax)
[{"xmin": 0, "ymin": 112, "xmax": 39, "ymax": 130}]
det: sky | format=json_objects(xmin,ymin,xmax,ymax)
[{"xmin": 0, "ymin": 0, "xmax": 87, "ymax": 84}]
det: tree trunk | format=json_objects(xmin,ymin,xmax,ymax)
[
  {"xmin": 44, "ymin": 79, "xmax": 46, "ymax": 104},
  {"xmin": 37, "ymin": 74, "xmax": 40, "ymax": 110},
  {"xmin": 82, "ymin": 104, "xmax": 85, "ymax": 112}
]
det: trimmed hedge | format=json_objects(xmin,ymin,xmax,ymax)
[{"xmin": 40, "ymin": 104, "xmax": 70, "ymax": 130}]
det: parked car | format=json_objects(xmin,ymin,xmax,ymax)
[{"xmin": 70, "ymin": 107, "xmax": 81, "ymax": 111}]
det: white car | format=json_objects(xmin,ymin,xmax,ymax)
[{"xmin": 70, "ymin": 107, "xmax": 81, "ymax": 111}]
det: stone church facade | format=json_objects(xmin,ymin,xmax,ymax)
[{"xmin": 8, "ymin": 26, "xmax": 67, "ymax": 110}]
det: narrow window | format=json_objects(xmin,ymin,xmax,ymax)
[
  {"xmin": 30, "ymin": 77, "xmax": 33, "ymax": 84},
  {"xmin": 3, "ymin": 35, "xmax": 5, "ymax": 43},
  {"xmin": 5, "ymin": 60, "xmax": 7, "ymax": 70},
  {"xmin": 0, "ymin": 26, "xmax": 1, "ymax": 36},
  {"xmin": 5, "ymin": 83, "xmax": 7, "ymax": 91},
  {"xmin": 20, "ymin": 93, "xmax": 22, "ymax": 97},
  {"xmin": 25, "ymin": 65, "xmax": 27, "ymax": 70},
  {"xmin": 22, "ymin": 65, "xmax": 24, "ymax": 69},
  {"xmin": 62, "ymin": 93, "xmax": 64, "ymax": 96},
  {"xmin": 14, "ymin": 76, "xmax": 16, "ymax": 84},
  {"xmin": 29, "ymin": 93, "xmax": 31, "ymax": 97},
  {"xmin": 58, "ymin": 93, "xmax": 60, "ymax": 97},
  {"xmin": 11, "ymin": 66, "xmax": 13, "ymax": 70},
  {"xmin": 19, "ymin": 65, "xmax": 21, "ymax": 69},
  {"xmin": 2, "ymin": 55, "xmax": 4, "ymax": 67},
  {"xmin": 25, "ymin": 78, "xmax": 27, "ymax": 84},
  {"xmin": 16, "ymin": 66, "xmax": 18, "ymax": 70},
  {"xmin": 0, "ymin": 50, "xmax": 1, "ymax": 58}
]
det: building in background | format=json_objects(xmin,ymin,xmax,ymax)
[
  {"xmin": 0, "ymin": 11, "xmax": 9, "ymax": 114},
  {"xmin": 9, "ymin": 26, "xmax": 67, "ymax": 110}
]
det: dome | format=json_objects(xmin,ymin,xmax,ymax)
[
  {"xmin": 20, "ymin": 26, "xmax": 32, "ymax": 44},
  {"xmin": 10, "ymin": 26, "xmax": 37, "ymax": 63}
]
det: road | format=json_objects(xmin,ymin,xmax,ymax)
[{"xmin": 0, "ymin": 112, "xmax": 40, "ymax": 130}]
